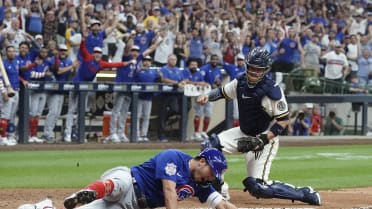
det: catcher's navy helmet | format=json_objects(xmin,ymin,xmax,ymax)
[
  {"xmin": 246, "ymin": 47, "xmax": 273, "ymax": 86},
  {"xmin": 198, "ymin": 148, "xmax": 227, "ymax": 182}
]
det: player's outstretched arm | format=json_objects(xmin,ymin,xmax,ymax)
[{"xmin": 162, "ymin": 179, "xmax": 178, "ymax": 209}]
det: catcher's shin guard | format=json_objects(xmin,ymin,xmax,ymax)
[
  {"xmin": 200, "ymin": 133, "xmax": 223, "ymax": 151},
  {"xmin": 242, "ymin": 177, "xmax": 321, "ymax": 205}
]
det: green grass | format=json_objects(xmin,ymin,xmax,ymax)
[{"xmin": 1, "ymin": 145, "xmax": 372, "ymax": 190}]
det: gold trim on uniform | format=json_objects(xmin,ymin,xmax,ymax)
[
  {"xmin": 261, "ymin": 140, "xmax": 276, "ymax": 180},
  {"xmin": 221, "ymin": 86, "xmax": 232, "ymax": 100},
  {"xmin": 274, "ymin": 111, "xmax": 289, "ymax": 120}
]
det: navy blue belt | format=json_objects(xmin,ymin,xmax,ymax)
[{"xmin": 132, "ymin": 177, "xmax": 148, "ymax": 208}]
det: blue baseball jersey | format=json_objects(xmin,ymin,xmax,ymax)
[
  {"xmin": 276, "ymin": 38, "xmax": 298, "ymax": 63},
  {"xmin": 189, "ymin": 37, "xmax": 203, "ymax": 59},
  {"xmin": 85, "ymin": 31, "xmax": 107, "ymax": 53},
  {"xmin": 223, "ymin": 63, "xmax": 245, "ymax": 80},
  {"xmin": 131, "ymin": 149, "xmax": 216, "ymax": 208},
  {"xmin": 200, "ymin": 64, "xmax": 222, "ymax": 86},
  {"xmin": 242, "ymin": 44, "xmax": 252, "ymax": 57},
  {"xmin": 134, "ymin": 31, "xmax": 155, "ymax": 53},
  {"xmin": 49, "ymin": 56, "xmax": 73, "ymax": 82},
  {"xmin": 2, "ymin": 58, "xmax": 20, "ymax": 90},
  {"xmin": 74, "ymin": 41, "xmax": 125, "ymax": 82},
  {"xmin": 115, "ymin": 54, "xmax": 143, "ymax": 83},
  {"xmin": 43, "ymin": 57, "xmax": 56, "ymax": 82},
  {"xmin": 136, "ymin": 67, "xmax": 160, "ymax": 100},
  {"xmin": 16, "ymin": 52, "xmax": 39, "ymax": 82},
  {"xmin": 182, "ymin": 68, "xmax": 204, "ymax": 82},
  {"xmin": 160, "ymin": 65, "xmax": 185, "ymax": 81},
  {"xmin": 29, "ymin": 60, "xmax": 50, "ymax": 82}
]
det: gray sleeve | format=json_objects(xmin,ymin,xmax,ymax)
[{"xmin": 208, "ymin": 87, "xmax": 225, "ymax": 102}]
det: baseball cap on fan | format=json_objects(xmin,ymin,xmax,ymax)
[
  {"xmin": 143, "ymin": 55, "xmax": 152, "ymax": 60},
  {"xmin": 93, "ymin": 47, "xmax": 102, "ymax": 53},
  {"xmin": 237, "ymin": 53, "xmax": 245, "ymax": 60},
  {"xmin": 35, "ymin": 34, "xmax": 43, "ymax": 40},
  {"xmin": 131, "ymin": 45, "xmax": 140, "ymax": 51},
  {"xmin": 58, "ymin": 44, "xmax": 68, "ymax": 51}
]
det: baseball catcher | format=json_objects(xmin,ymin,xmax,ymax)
[{"xmin": 198, "ymin": 47, "xmax": 321, "ymax": 205}]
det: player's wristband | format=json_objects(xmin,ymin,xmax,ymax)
[{"xmin": 269, "ymin": 123, "xmax": 284, "ymax": 137}]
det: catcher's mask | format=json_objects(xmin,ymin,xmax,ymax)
[
  {"xmin": 198, "ymin": 148, "xmax": 227, "ymax": 183},
  {"xmin": 246, "ymin": 47, "xmax": 273, "ymax": 87}
]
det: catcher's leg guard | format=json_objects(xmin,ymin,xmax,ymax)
[
  {"xmin": 242, "ymin": 177, "xmax": 321, "ymax": 205},
  {"xmin": 200, "ymin": 133, "xmax": 223, "ymax": 151}
]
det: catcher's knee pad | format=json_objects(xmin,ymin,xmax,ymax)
[
  {"xmin": 242, "ymin": 177, "xmax": 310, "ymax": 201},
  {"xmin": 200, "ymin": 133, "xmax": 223, "ymax": 151}
]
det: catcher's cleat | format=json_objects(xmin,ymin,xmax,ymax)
[
  {"xmin": 64, "ymin": 190, "xmax": 97, "ymax": 209},
  {"xmin": 300, "ymin": 187, "xmax": 321, "ymax": 205}
]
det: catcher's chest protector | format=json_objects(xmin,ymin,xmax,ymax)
[{"xmin": 236, "ymin": 75, "xmax": 277, "ymax": 136}]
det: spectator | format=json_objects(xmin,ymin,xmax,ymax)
[
  {"xmin": 80, "ymin": 0, "xmax": 118, "ymax": 54},
  {"xmin": 2, "ymin": 18, "xmax": 31, "ymax": 55},
  {"xmin": 310, "ymin": 104, "xmax": 322, "ymax": 136},
  {"xmin": 292, "ymin": 110, "xmax": 311, "ymax": 136},
  {"xmin": 27, "ymin": 50, "xmax": 54, "ymax": 143},
  {"xmin": 153, "ymin": 16, "xmax": 176, "ymax": 67},
  {"xmin": 323, "ymin": 110, "xmax": 344, "ymax": 136},
  {"xmin": 240, "ymin": 34, "xmax": 255, "ymax": 57},
  {"xmin": 348, "ymin": 14, "xmax": 367, "ymax": 35},
  {"xmin": 223, "ymin": 53, "xmax": 246, "ymax": 127},
  {"xmin": 42, "ymin": 9, "xmax": 57, "ymax": 46},
  {"xmin": 204, "ymin": 28, "xmax": 223, "ymax": 63},
  {"xmin": 43, "ymin": 44, "xmax": 78, "ymax": 143},
  {"xmin": 346, "ymin": 34, "xmax": 359, "ymax": 77},
  {"xmin": 157, "ymin": 54, "xmax": 187, "ymax": 142},
  {"xmin": 182, "ymin": 60, "xmax": 209, "ymax": 141},
  {"xmin": 63, "ymin": 39, "xmax": 133, "ymax": 143},
  {"xmin": 187, "ymin": 27, "xmax": 204, "ymax": 67},
  {"xmin": 0, "ymin": 45, "xmax": 19, "ymax": 146},
  {"xmin": 198, "ymin": 54, "xmax": 222, "ymax": 139},
  {"xmin": 222, "ymin": 31, "xmax": 240, "ymax": 64},
  {"xmin": 303, "ymin": 34, "xmax": 321, "ymax": 75},
  {"xmin": 133, "ymin": 23, "xmax": 156, "ymax": 54},
  {"xmin": 173, "ymin": 32, "xmax": 188, "ymax": 68},
  {"xmin": 272, "ymin": 28, "xmax": 304, "ymax": 74},
  {"xmin": 26, "ymin": 0, "xmax": 44, "ymax": 36},
  {"xmin": 108, "ymin": 40, "xmax": 159, "ymax": 143},
  {"xmin": 65, "ymin": 18, "xmax": 81, "ymax": 62},
  {"xmin": 356, "ymin": 48, "xmax": 372, "ymax": 87},
  {"xmin": 144, "ymin": 6, "xmax": 161, "ymax": 28},
  {"xmin": 320, "ymin": 42, "xmax": 349, "ymax": 92},
  {"xmin": 135, "ymin": 55, "xmax": 161, "ymax": 142}
]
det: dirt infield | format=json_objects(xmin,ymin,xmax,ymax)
[
  {"xmin": 2, "ymin": 187, "xmax": 372, "ymax": 209},
  {"xmin": 2, "ymin": 137, "xmax": 372, "ymax": 209}
]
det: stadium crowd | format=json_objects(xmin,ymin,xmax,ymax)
[{"xmin": 0, "ymin": 0, "xmax": 371, "ymax": 146}]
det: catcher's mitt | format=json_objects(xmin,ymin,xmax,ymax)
[{"xmin": 237, "ymin": 134, "xmax": 269, "ymax": 153}]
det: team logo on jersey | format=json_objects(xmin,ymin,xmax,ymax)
[
  {"xmin": 176, "ymin": 185, "xmax": 194, "ymax": 201},
  {"xmin": 289, "ymin": 41, "xmax": 296, "ymax": 48},
  {"xmin": 277, "ymin": 101, "xmax": 286, "ymax": 111},
  {"xmin": 140, "ymin": 37, "xmax": 147, "ymax": 44},
  {"xmin": 165, "ymin": 162, "xmax": 177, "ymax": 176}
]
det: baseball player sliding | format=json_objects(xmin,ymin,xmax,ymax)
[
  {"xmin": 198, "ymin": 47, "xmax": 321, "ymax": 205},
  {"xmin": 63, "ymin": 148, "xmax": 236, "ymax": 209}
]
